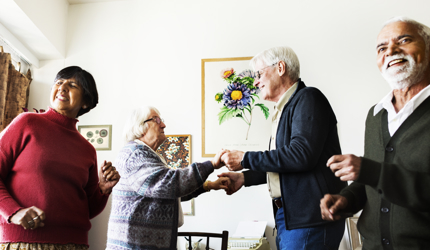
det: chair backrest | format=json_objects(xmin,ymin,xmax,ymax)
[{"xmin": 178, "ymin": 231, "xmax": 229, "ymax": 250}]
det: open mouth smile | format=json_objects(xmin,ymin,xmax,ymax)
[
  {"xmin": 388, "ymin": 58, "xmax": 407, "ymax": 68},
  {"xmin": 56, "ymin": 95, "xmax": 69, "ymax": 101}
]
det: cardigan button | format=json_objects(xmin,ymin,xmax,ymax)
[
  {"xmin": 385, "ymin": 146, "xmax": 394, "ymax": 152},
  {"xmin": 382, "ymin": 238, "xmax": 390, "ymax": 245},
  {"xmin": 381, "ymin": 207, "xmax": 389, "ymax": 213}
]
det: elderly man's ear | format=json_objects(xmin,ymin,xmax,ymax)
[{"xmin": 277, "ymin": 61, "xmax": 287, "ymax": 77}]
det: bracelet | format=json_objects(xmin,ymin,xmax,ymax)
[{"xmin": 203, "ymin": 180, "xmax": 211, "ymax": 192}]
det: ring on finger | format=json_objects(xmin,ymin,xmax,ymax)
[
  {"xmin": 28, "ymin": 220, "xmax": 35, "ymax": 227},
  {"xmin": 33, "ymin": 216, "xmax": 39, "ymax": 220}
]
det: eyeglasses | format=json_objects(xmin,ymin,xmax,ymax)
[
  {"xmin": 254, "ymin": 63, "xmax": 277, "ymax": 80},
  {"xmin": 143, "ymin": 116, "xmax": 164, "ymax": 124}
]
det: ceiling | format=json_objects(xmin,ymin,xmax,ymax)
[
  {"xmin": 67, "ymin": 0, "xmax": 116, "ymax": 4},
  {"xmin": 0, "ymin": 0, "xmax": 122, "ymax": 67}
]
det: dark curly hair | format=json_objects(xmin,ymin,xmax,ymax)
[{"xmin": 54, "ymin": 66, "xmax": 99, "ymax": 117}]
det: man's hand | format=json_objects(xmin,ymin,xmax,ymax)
[
  {"xmin": 10, "ymin": 206, "xmax": 46, "ymax": 230},
  {"xmin": 217, "ymin": 172, "xmax": 245, "ymax": 195},
  {"xmin": 327, "ymin": 154, "xmax": 362, "ymax": 181},
  {"xmin": 221, "ymin": 150, "xmax": 244, "ymax": 171},
  {"xmin": 207, "ymin": 177, "xmax": 231, "ymax": 191},
  {"xmin": 99, "ymin": 160, "xmax": 121, "ymax": 194},
  {"xmin": 320, "ymin": 194, "xmax": 349, "ymax": 221}
]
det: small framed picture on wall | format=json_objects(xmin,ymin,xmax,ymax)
[{"xmin": 78, "ymin": 125, "xmax": 112, "ymax": 151}]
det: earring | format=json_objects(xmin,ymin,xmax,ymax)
[{"xmin": 83, "ymin": 105, "xmax": 87, "ymax": 109}]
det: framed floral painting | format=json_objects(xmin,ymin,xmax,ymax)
[
  {"xmin": 156, "ymin": 134, "xmax": 194, "ymax": 215},
  {"xmin": 202, "ymin": 57, "xmax": 274, "ymax": 157},
  {"xmin": 157, "ymin": 134, "xmax": 191, "ymax": 169}
]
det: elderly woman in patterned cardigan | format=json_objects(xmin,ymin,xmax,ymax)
[{"xmin": 106, "ymin": 106, "xmax": 229, "ymax": 250}]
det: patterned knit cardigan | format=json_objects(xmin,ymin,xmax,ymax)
[{"xmin": 106, "ymin": 141, "xmax": 213, "ymax": 250}]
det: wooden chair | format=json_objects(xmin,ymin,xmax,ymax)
[{"xmin": 178, "ymin": 231, "xmax": 229, "ymax": 250}]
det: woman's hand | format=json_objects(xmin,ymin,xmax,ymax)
[
  {"xmin": 207, "ymin": 177, "xmax": 231, "ymax": 191},
  {"xmin": 98, "ymin": 160, "xmax": 121, "ymax": 194},
  {"xmin": 211, "ymin": 149, "xmax": 228, "ymax": 169},
  {"xmin": 10, "ymin": 206, "xmax": 45, "ymax": 230}
]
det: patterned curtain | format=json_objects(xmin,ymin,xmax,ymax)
[{"xmin": 0, "ymin": 47, "xmax": 32, "ymax": 132}]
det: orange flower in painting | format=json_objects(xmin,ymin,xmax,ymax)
[{"xmin": 220, "ymin": 68, "xmax": 234, "ymax": 79}]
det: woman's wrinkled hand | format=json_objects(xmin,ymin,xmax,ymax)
[
  {"xmin": 10, "ymin": 206, "xmax": 46, "ymax": 230},
  {"xmin": 211, "ymin": 149, "xmax": 228, "ymax": 169},
  {"xmin": 207, "ymin": 177, "xmax": 231, "ymax": 191},
  {"xmin": 98, "ymin": 160, "xmax": 121, "ymax": 194}
]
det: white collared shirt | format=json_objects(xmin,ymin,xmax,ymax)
[
  {"xmin": 373, "ymin": 84, "xmax": 430, "ymax": 136},
  {"xmin": 133, "ymin": 139, "xmax": 184, "ymax": 227},
  {"xmin": 267, "ymin": 82, "xmax": 298, "ymax": 198}
]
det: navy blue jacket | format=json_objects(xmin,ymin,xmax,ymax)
[{"xmin": 242, "ymin": 80, "xmax": 346, "ymax": 229}]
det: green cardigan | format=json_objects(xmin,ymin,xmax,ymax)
[{"xmin": 340, "ymin": 97, "xmax": 430, "ymax": 250}]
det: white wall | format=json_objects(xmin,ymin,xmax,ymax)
[{"xmin": 26, "ymin": 0, "xmax": 430, "ymax": 249}]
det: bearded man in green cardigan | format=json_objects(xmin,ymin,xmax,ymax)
[{"xmin": 320, "ymin": 16, "xmax": 430, "ymax": 250}]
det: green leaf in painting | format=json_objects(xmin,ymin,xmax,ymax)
[
  {"xmin": 255, "ymin": 103, "xmax": 270, "ymax": 119},
  {"xmin": 218, "ymin": 107, "xmax": 241, "ymax": 125}
]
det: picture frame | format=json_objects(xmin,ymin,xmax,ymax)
[
  {"xmin": 181, "ymin": 199, "xmax": 195, "ymax": 216},
  {"xmin": 347, "ymin": 217, "xmax": 363, "ymax": 250},
  {"xmin": 201, "ymin": 57, "xmax": 274, "ymax": 157},
  {"xmin": 156, "ymin": 134, "xmax": 195, "ymax": 216},
  {"xmin": 157, "ymin": 134, "xmax": 192, "ymax": 169},
  {"xmin": 78, "ymin": 125, "xmax": 112, "ymax": 151}
]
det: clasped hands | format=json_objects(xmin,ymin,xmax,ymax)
[
  {"xmin": 210, "ymin": 149, "xmax": 246, "ymax": 195},
  {"xmin": 211, "ymin": 149, "xmax": 244, "ymax": 171},
  {"xmin": 213, "ymin": 151, "xmax": 364, "ymax": 218},
  {"xmin": 98, "ymin": 160, "xmax": 121, "ymax": 194}
]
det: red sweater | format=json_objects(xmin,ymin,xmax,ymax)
[{"xmin": 0, "ymin": 108, "xmax": 109, "ymax": 246}]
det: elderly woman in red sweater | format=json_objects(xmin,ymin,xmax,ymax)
[{"xmin": 0, "ymin": 66, "xmax": 120, "ymax": 250}]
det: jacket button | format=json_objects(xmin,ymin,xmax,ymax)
[
  {"xmin": 385, "ymin": 146, "xmax": 394, "ymax": 152},
  {"xmin": 381, "ymin": 207, "xmax": 389, "ymax": 213},
  {"xmin": 382, "ymin": 238, "xmax": 390, "ymax": 245}
]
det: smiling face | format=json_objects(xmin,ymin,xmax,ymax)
[
  {"xmin": 253, "ymin": 61, "xmax": 284, "ymax": 102},
  {"xmin": 376, "ymin": 21, "xmax": 430, "ymax": 89},
  {"xmin": 50, "ymin": 77, "xmax": 86, "ymax": 118}
]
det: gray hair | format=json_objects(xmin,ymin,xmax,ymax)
[
  {"xmin": 383, "ymin": 16, "xmax": 430, "ymax": 49},
  {"xmin": 250, "ymin": 46, "xmax": 300, "ymax": 82},
  {"xmin": 123, "ymin": 106, "xmax": 160, "ymax": 143}
]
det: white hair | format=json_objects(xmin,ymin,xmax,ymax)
[
  {"xmin": 250, "ymin": 46, "xmax": 300, "ymax": 82},
  {"xmin": 123, "ymin": 106, "xmax": 160, "ymax": 144},
  {"xmin": 383, "ymin": 16, "xmax": 430, "ymax": 49}
]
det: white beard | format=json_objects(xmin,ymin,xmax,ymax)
[{"xmin": 381, "ymin": 54, "xmax": 428, "ymax": 90}]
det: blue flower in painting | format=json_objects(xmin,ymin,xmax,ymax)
[{"xmin": 222, "ymin": 83, "xmax": 251, "ymax": 110}]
